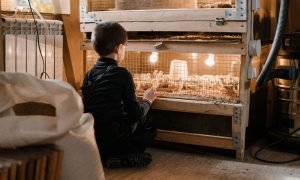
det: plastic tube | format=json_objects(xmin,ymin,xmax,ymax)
[{"xmin": 256, "ymin": 0, "xmax": 290, "ymax": 87}]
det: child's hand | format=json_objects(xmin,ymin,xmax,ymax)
[{"xmin": 143, "ymin": 87, "xmax": 158, "ymax": 104}]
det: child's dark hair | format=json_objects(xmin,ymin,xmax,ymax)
[{"xmin": 92, "ymin": 21, "xmax": 127, "ymax": 56}]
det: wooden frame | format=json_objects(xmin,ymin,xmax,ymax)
[
  {"xmin": 79, "ymin": 0, "xmax": 257, "ymax": 159},
  {"xmin": 156, "ymin": 130, "xmax": 234, "ymax": 150},
  {"xmin": 81, "ymin": 40, "xmax": 246, "ymax": 54},
  {"xmin": 81, "ymin": 20, "xmax": 247, "ymax": 33},
  {"xmin": 151, "ymin": 98, "xmax": 241, "ymax": 116}
]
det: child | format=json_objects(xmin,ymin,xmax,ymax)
[{"xmin": 81, "ymin": 21, "xmax": 157, "ymax": 168}]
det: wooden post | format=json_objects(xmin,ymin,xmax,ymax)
[
  {"xmin": 0, "ymin": 3, "xmax": 4, "ymax": 71},
  {"xmin": 55, "ymin": 0, "xmax": 84, "ymax": 89},
  {"xmin": 232, "ymin": 0, "xmax": 253, "ymax": 159}
]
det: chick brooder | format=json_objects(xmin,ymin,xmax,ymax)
[{"xmin": 80, "ymin": 0, "xmax": 266, "ymax": 159}]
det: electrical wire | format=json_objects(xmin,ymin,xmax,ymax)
[
  {"xmin": 254, "ymin": 127, "xmax": 300, "ymax": 164},
  {"xmin": 27, "ymin": 0, "xmax": 50, "ymax": 79}
]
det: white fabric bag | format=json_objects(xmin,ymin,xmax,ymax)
[
  {"xmin": 0, "ymin": 72, "xmax": 105, "ymax": 180},
  {"xmin": 56, "ymin": 113, "xmax": 105, "ymax": 180}
]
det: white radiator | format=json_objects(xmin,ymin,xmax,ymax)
[{"xmin": 3, "ymin": 18, "xmax": 63, "ymax": 80}]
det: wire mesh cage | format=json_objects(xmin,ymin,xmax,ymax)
[
  {"xmin": 115, "ymin": 0, "xmax": 197, "ymax": 10},
  {"xmin": 86, "ymin": 51, "xmax": 241, "ymax": 103},
  {"xmin": 89, "ymin": 0, "xmax": 115, "ymax": 11},
  {"xmin": 197, "ymin": 0, "xmax": 235, "ymax": 8},
  {"xmin": 86, "ymin": 0, "xmax": 236, "ymax": 11}
]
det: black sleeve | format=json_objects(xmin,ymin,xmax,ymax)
[
  {"xmin": 81, "ymin": 70, "xmax": 91, "ymax": 102},
  {"xmin": 121, "ymin": 69, "xmax": 151, "ymax": 124}
]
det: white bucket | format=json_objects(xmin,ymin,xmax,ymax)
[{"xmin": 169, "ymin": 59, "xmax": 188, "ymax": 80}]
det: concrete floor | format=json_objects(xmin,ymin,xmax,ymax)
[{"xmin": 104, "ymin": 141, "xmax": 300, "ymax": 180}]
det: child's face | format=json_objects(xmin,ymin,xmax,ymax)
[{"xmin": 117, "ymin": 43, "xmax": 127, "ymax": 63}]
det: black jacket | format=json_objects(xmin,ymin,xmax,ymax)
[{"xmin": 81, "ymin": 57, "xmax": 151, "ymax": 144}]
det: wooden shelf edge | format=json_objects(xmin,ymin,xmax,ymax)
[
  {"xmin": 81, "ymin": 21, "xmax": 247, "ymax": 33},
  {"xmin": 81, "ymin": 41, "xmax": 246, "ymax": 54},
  {"xmin": 156, "ymin": 130, "xmax": 234, "ymax": 150},
  {"xmin": 151, "ymin": 98, "xmax": 242, "ymax": 116},
  {"xmin": 92, "ymin": 9, "xmax": 227, "ymax": 22}
]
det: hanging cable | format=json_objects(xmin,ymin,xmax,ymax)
[{"xmin": 27, "ymin": 0, "xmax": 50, "ymax": 79}]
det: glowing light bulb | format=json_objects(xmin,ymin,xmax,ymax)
[
  {"xmin": 149, "ymin": 52, "xmax": 158, "ymax": 64},
  {"xmin": 205, "ymin": 53, "xmax": 215, "ymax": 67}
]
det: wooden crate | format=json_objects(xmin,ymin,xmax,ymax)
[{"xmin": 0, "ymin": 145, "xmax": 63, "ymax": 180}]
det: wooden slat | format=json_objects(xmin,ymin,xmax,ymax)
[
  {"xmin": 93, "ymin": 9, "xmax": 226, "ymax": 22},
  {"xmin": 128, "ymin": 41, "xmax": 245, "ymax": 54},
  {"xmin": 0, "ymin": 4, "xmax": 4, "ymax": 71},
  {"xmin": 81, "ymin": 41, "xmax": 246, "ymax": 54},
  {"xmin": 156, "ymin": 130, "xmax": 234, "ymax": 150},
  {"xmin": 151, "ymin": 98, "xmax": 241, "ymax": 116},
  {"xmin": 81, "ymin": 21, "xmax": 247, "ymax": 33}
]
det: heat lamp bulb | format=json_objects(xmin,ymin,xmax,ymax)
[
  {"xmin": 205, "ymin": 53, "xmax": 215, "ymax": 67},
  {"xmin": 149, "ymin": 52, "xmax": 158, "ymax": 64}
]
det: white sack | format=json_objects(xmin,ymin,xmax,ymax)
[
  {"xmin": 0, "ymin": 72, "xmax": 105, "ymax": 180},
  {"xmin": 56, "ymin": 113, "xmax": 105, "ymax": 180},
  {"xmin": 0, "ymin": 72, "xmax": 83, "ymax": 148}
]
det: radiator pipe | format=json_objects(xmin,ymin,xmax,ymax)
[{"xmin": 256, "ymin": 0, "xmax": 290, "ymax": 87}]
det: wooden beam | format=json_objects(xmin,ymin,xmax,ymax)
[
  {"xmin": 0, "ymin": 3, "xmax": 4, "ymax": 71},
  {"xmin": 93, "ymin": 9, "xmax": 226, "ymax": 22},
  {"xmin": 81, "ymin": 21, "xmax": 247, "ymax": 33},
  {"xmin": 232, "ymin": 0, "xmax": 253, "ymax": 160},
  {"xmin": 56, "ymin": 0, "xmax": 84, "ymax": 89},
  {"xmin": 81, "ymin": 41, "xmax": 245, "ymax": 54},
  {"xmin": 156, "ymin": 130, "xmax": 234, "ymax": 150},
  {"xmin": 151, "ymin": 98, "xmax": 242, "ymax": 116}
]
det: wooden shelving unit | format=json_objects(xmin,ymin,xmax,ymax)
[{"xmin": 79, "ymin": 0, "xmax": 268, "ymax": 159}]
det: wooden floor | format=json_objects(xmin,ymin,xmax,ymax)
[{"xmin": 104, "ymin": 142, "xmax": 300, "ymax": 180}]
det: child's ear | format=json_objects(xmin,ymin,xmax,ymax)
[{"xmin": 114, "ymin": 44, "xmax": 120, "ymax": 53}]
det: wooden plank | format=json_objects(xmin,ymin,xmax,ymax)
[
  {"xmin": 81, "ymin": 41, "xmax": 246, "ymax": 54},
  {"xmin": 93, "ymin": 9, "xmax": 226, "ymax": 22},
  {"xmin": 0, "ymin": 7, "xmax": 4, "ymax": 71},
  {"xmin": 56, "ymin": 0, "xmax": 84, "ymax": 90},
  {"xmin": 81, "ymin": 21, "xmax": 247, "ymax": 33},
  {"xmin": 233, "ymin": 0, "xmax": 253, "ymax": 160},
  {"xmin": 151, "ymin": 98, "xmax": 241, "ymax": 116},
  {"xmin": 156, "ymin": 130, "xmax": 234, "ymax": 150}
]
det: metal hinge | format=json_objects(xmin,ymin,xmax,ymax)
[
  {"xmin": 80, "ymin": 0, "xmax": 95, "ymax": 23},
  {"xmin": 232, "ymin": 107, "xmax": 241, "ymax": 124},
  {"xmin": 225, "ymin": 0, "xmax": 247, "ymax": 21}
]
